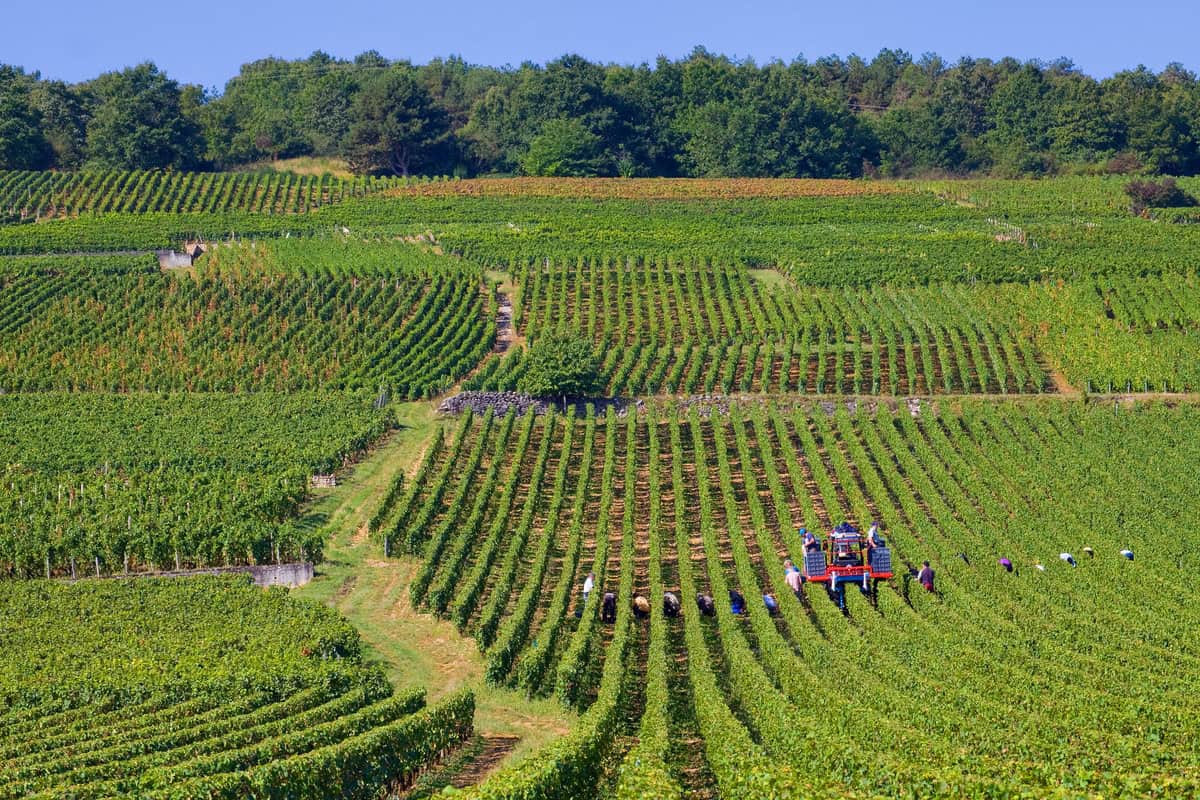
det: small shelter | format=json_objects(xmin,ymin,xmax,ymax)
[{"xmin": 157, "ymin": 250, "xmax": 194, "ymax": 269}]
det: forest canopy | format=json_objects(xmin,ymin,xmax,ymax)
[{"xmin": 2, "ymin": 48, "xmax": 1199, "ymax": 178}]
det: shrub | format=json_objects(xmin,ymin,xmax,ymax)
[
  {"xmin": 517, "ymin": 332, "xmax": 601, "ymax": 400},
  {"xmin": 1124, "ymin": 177, "xmax": 1198, "ymax": 215}
]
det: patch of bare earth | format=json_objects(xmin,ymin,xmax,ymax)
[
  {"xmin": 451, "ymin": 735, "xmax": 522, "ymax": 787},
  {"xmin": 1049, "ymin": 369, "xmax": 1076, "ymax": 394}
]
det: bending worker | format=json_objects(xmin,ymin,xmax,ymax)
[
  {"xmin": 729, "ymin": 590, "xmax": 746, "ymax": 615},
  {"xmin": 784, "ymin": 559, "xmax": 803, "ymax": 594},
  {"xmin": 917, "ymin": 561, "xmax": 935, "ymax": 592},
  {"xmin": 601, "ymin": 592, "xmax": 617, "ymax": 623}
]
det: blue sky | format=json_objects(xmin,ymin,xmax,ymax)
[{"xmin": 5, "ymin": 0, "xmax": 1198, "ymax": 90}]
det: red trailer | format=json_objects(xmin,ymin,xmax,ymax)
[{"xmin": 801, "ymin": 523, "xmax": 894, "ymax": 609}]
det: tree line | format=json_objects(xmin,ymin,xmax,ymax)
[{"xmin": 2, "ymin": 48, "xmax": 1199, "ymax": 178}]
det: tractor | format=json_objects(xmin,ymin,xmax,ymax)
[{"xmin": 801, "ymin": 522, "xmax": 894, "ymax": 610}]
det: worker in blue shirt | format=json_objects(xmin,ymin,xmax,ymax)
[
  {"xmin": 729, "ymin": 590, "xmax": 746, "ymax": 615},
  {"xmin": 802, "ymin": 528, "xmax": 819, "ymax": 552},
  {"xmin": 763, "ymin": 594, "xmax": 779, "ymax": 615}
]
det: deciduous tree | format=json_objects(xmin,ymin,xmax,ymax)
[
  {"xmin": 521, "ymin": 118, "xmax": 602, "ymax": 176},
  {"xmin": 83, "ymin": 63, "xmax": 204, "ymax": 170},
  {"xmin": 519, "ymin": 333, "xmax": 602, "ymax": 401},
  {"xmin": 344, "ymin": 68, "xmax": 450, "ymax": 176},
  {"xmin": 0, "ymin": 66, "xmax": 51, "ymax": 170}
]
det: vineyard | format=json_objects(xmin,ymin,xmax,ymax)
[
  {"xmin": 465, "ymin": 258, "xmax": 1051, "ymax": 396},
  {"xmin": 0, "ymin": 392, "xmax": 393, "ymax": 577},
  {"xmin": 4, "ymin": 174, "xmax": 1200, "ymax": 798},
  {"xmin": 0, "ymin": 175, "xmax": 1197, "ymax": 289},
  {"xmin": 0, "ymin": 169, "xmax": 413, "ymax": 220},
  {"xmin": 403, "ymin": 190, "xmax": 1200, "ymax": 287},
  {"xmin": 390, "ymin": 400, "xmax": 1200, "ymax": 798},
  {"xmin": 0, "ymin": 577, "xmax": 473, "ymax": 799},
  {"xmin": 1012, "ymin": 276, "xmax": 1200, "ymax": 394},
  {"xmin": 0, "ymin": 243, "xmax": 492, "ymax": 394},
  {"xmin": 460, "ymin": 254, "xmax": 1200, "ymax": 396},
  {"xmin": 389, "ymin": 177, "xmax": 913, "ymax": 200}
]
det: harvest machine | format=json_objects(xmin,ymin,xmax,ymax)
[{"xmin": 801, "ymin": 522, "xmax": 893, "ymax": 609}]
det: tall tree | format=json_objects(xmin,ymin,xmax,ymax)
[
  {"xmin": 678, "ymin": 100, "xmax": 762, "ymax": 176},
  {"xmin": 83, "ymin": 63, "xmax": 204, "ymax": 170},
  {"xmin": 986, "ymin": 63, "xmax": 1054, "ymax": 174},
  {"xmin": 679, "ymin": 64, "xmax": 866, "ymax": 178},
  {"xmin": 299, "ymin": 68, "xmax": 359, "ymax": 156},
  {"xmin": 603, "ymin": 57, "xmax": 685, "ymax": 176},
  {"xmin": 418, "ymin": 56, "xmax": 507, "ymax": 175},
  {"xmin": 32, "ymin": 80, "xmax": 87, "ymax": 169},
  {"xmin": 1, "ymin": 49, "xmax": 1199, "ymax": 178},
  {"xmin": 1046, "ymin": 69, "xmax": 1114, "ymax": 167},
  {"xmin": 1159, "ymin": 64, "xmax": 1200, "ymax": 175},
  {"xmin": 521, "ymin": 117, "xmax": 602, "ymax": 176},
  {"xmin": 1103, "ymin": 66, "xmax": 1195, "ymax": 174},
  {"xmin": 872, "ymin": 98, "xmax": 963, "ymax": 175},
  {"xmin": 0, "ymin": 66, "xmax": 51, "ymax": 170},
  {"xmin": 462, "ymin": 54, "xmax": 624, "ymax": 174},
  {"xmin": 929, "ymin": 58, "xmax": 1004, "ymax": 171},
  {"xmin": 762, "ymin": 66, "xmax": 869, "ymax": 177},
  {"xmin": 215, "ymin": 57, "xmax": 310, "ymax": 163},
  {"xmin": 344, "ymin": 68, "xmax": 450, "ymax": 175}
]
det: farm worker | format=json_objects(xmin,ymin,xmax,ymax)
[
  {"xmin": 1083, "ymin": 547, "xmax": 1094, "ymax": 559},
  {"xmin": 601, "ymin": 592, "xmax": 617, "ymax": 624},
  {"xmin": 729, "ymin": 590, "xmax": 746, "ymax": 615},
  {"xmin": 664, "ymin": 592, "xmax": 681, "ymax": 618},
  {"xmin": 1059, "ymin": 553, "xmax": 1076, "ymax": 567},
  {"xmin": 632, "ymin": 595, "xmax": 651, "ymax": 619},
  {"xmin": 802, "ymin": 528, "xmax": 819, "ymax": 552},
  {"xmin": 999, "ymin": 558, "xmax": 1013, "ymax": 573},
  {"xmin": 917, "ymin": 561, "xmax": 935, "ymax": 592},
  {"xmin": 785, "ymin": 562, "xmax": 803, "ymax": 594},
  {"xmin": 867, "ymin": 522, "xmax": 883, "ymax": 550},
  {"xmin": 763, "ymin": 594, "xmax": 779, "ymax": 615},
  {"xmin": 696, "ymin": 593, "xmax": 716, "ymax": 617},
  {"xmin": 1120, "ymin": 549, "xmax": 1135, "ymax": 560},
  {"xmin": 582, "ymin": 572, "xmax": 595, "ymax": 603}
]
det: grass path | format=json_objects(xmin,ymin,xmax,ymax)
[{"xmin": 292, "ymin": 401, "xmax": 572, "ymax": 766}]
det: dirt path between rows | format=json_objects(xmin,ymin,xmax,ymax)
[
  {"xmin": 450, "ymin": 735, "xmax": 522, "ymax": 788},
  {"xmin": 1048, "ymin": 369, "xmax": 1076, "ymax": 395},
  {"xmin": 495, "ymin": 290, "xmax": 516, "ymax": 353}
]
